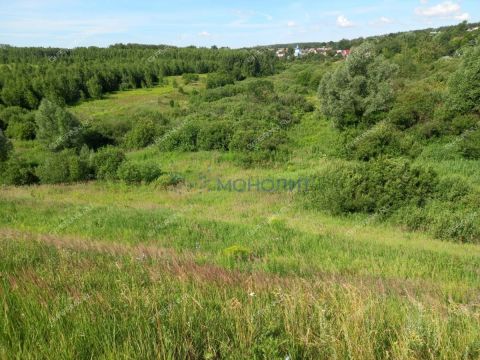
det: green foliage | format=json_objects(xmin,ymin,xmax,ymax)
[
  {"xmin": 117, "ymin": 161, "xmax": 162, "ymax": 184},
  {"xmin": 36, "ymin": 150, "xmax": 91, "ymax": 184},
  {"xmin": 388, "ymin": 83, "xmax": 442, "ymax": 130},
  {"xmin": 182, "ymin": 73, "xmax": 199, "ymax": 84},
  {"xmin": 35, "ymin": 99, "xmax": 83, "ymax": 151},
  {"xmin": 0, "ymin": 156, "xmax": 38, "ymax": 185},
  {"xmin": 86, "ymin": 76, "xmax": 103, "ymax": 99},
  {"xmin": 0, "ymin": 106, "xmax": 28, "ymax": 128},
  {"xmin": 154, "ymin": 173, "xmax": 185, "ymax": 189},
  {"xmin": 246, "ymin": 79, "xmax": 275, "ymax": 102},
  {"xmin": 459, "ymin": 128, "xmax": 480, "ymax": 159},
  {"xmin": 305, "ymin": 158, "xmax": 438, "ymax": 215},
  {"xmin": 158, "ymin": 122, "xmax": 200, "ymax": 152},
  {"xmin": 447, "ymin": 45, "xmax": 480, "ymax": 115},
  {"xmin": 346, "ymin": 122, "xmax": 402, "ymax": 161},
  {"xmin": 92, "ymin": 146, "xmax": 126, "ymax": 180},
  {"xmin": 0, "ymin": 129, "xmax": 13, "ymax": 162},
  {"xmin": 124, "ymin": 119, "xmax": 158, "ymax": 149},
  {"xmin": 5, "ymin": 111, "xmax": 36, "ymax": 140},
  {"xmin": 197, "ymin": 121, "xmax": 233, "ymax": 151},
  {"xmin": 319, "ymin": 42, "xmax": 398, "ymax": 129},
  {"xmin": 436, "ymin": 175, "xmax": 473, "ymax": 202},
  {"xmin": 206, "ymin": 72, "xmax": 235, "ymax": 89}
]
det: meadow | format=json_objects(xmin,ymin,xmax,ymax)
[{"xmin": 1, "ymin": 27, "xmax": 480, "ymax": 358}]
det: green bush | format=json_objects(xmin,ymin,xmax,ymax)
[
  {"xmin": 36, "ymin": 150, "xmax": 91, "ymax": 184},
  {"xmin": 450, "ymin": 114, "xmax": 479, "ymax": 136},
  {"xmin": 433, "ymin": 211, "xmax": 480, "ymax": 244},
  {"xmin": 447, "ymin": 45, "xmax": 480, "ymax": 115},
  {"xmin": 0, "ymin": 129, "xmax": 13, "ymax": 162},
  {"xmin": 117, "ymin": 161, "xmax": 162, "ymax": 184},
  {"xmin": 388, "ymin": 85, "xmax": 441, "ymax": 130},
  {"xmin": 92, "ymin": 146, "xmax": 126, "ymax": 180},
  {"xmin": 246, "ymin": 80, "xmax": 275, "ymax": 102},
  {"xmin": 459, "ymin": 128, "xmax": 480, "ymax": 159},
  {"xmin": 200, "ymin": 84, "xmax": 243, "ymax": 102},
  {"xmin": 206, "ymin": 72, "xmax": 235, "ymax": 89},
  {"xmin": 436, "ymin": 175, "xmax": 473, "ymax": 202},
  {"xmin": 158, "ymin": 122, "xmax": 200, "ymax": 152},
  {"xmin": 197, "ymin": 121, "xmax": 233, "ymax": 151},
  {"xmin": 0, "ymin": 157, "xmax": 38, "ymax": 186},
  {"xmin": 346, "ymin": 122, "xmax": 402, "ymax": 161},
  {"xmin": 305, "ymin": 158, "xmax": 438, "ymax": 215},
  {"xmin": 0, "ymin": 106, "xmax": 28, "ymax": 128},
  {"xmin": 154, "ymin": 173, "xmax": 185, "ymax": 190},
  {"xmin": 35, "ymin": 99, "xmax": 83, "ymax": 151},
  {"xmin": 5, "ymin": 113, "xmax": 36, "ymax": 140},
  {"xmin": 124, "ymin": 119, "xmax": 158, "ymax": 149},
  {"xmin": 279, "ymin": 93, "xmax": 315, "ymax": 112}
]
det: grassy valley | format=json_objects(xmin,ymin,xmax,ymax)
[{"xmin": 1, "ymin": 22, "xmax": 480, "ymax": 359}]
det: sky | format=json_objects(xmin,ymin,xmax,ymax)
[{"xmin": 0, "ymin": 0, "xmax": 479, "ymax": 48}]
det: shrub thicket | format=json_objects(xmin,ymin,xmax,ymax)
[
  {"xmin": 92, "ymin": 146, "xmax": 126, "ymax": 180},
  {"xmin": 305, "ymin": 158, "xmax": 438, "ymax": 215},
  {"xmin": 36, "ymin": 150, "xmax": 91, "ymax": 184},
  {"xmin": 117, "ymin": 161, "xmax": 162, "ymax": 184}
]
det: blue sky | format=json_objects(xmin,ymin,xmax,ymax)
[{"xmin": 0, "ymin": 0, "xmax": 479, "ymax": 48}]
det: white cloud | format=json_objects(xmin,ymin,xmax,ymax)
[
  {"xmin": 379, "ymin": 16, "xmax": 393, "ymax": 24},
  {"xmin": 198, "ymin": 31, "xmax": 211, "ymax": 37},
  {"xmin": 420, "ymin": 0, "xmax": 429, "ymax": 4},
  {"xmin": 287, "ymin": 21, "xmax": 297, "ymax": 28},
  {"xmin": 415, "ymin": 1, "xmax": 468, "ymax": 20},
  {"xmin": 455, "ymin": 13, "xmax": 470, "ymax": 21},
  {"xmin": 337, "ymin": 15, "xmax": 354, "ymax": 28}
]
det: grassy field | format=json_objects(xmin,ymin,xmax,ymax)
[{"xmin": 2, "ymin": 71, "xmax": 480, "ymax": 359}]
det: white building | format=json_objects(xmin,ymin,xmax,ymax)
[{"xmin": 294, "ymin": 45, "xmax": 302, "ymax": 57}]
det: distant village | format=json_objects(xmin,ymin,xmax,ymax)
[
  {"xmin": 273, "ymin": 45, "xmax": 351, "ymax": 59},
  {"xmin": 273, "ymin": 25, "xmax": 479, "ymax": 59}
]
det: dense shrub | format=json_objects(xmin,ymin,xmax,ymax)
[
  {"xmin": 436, "ymin": 175, "xmax": 473, "ymax": 202},
  {"xmin": 279, "ymin": 93, "xmax": 315, "ymax": 112},
  {"xmin": 197, "ymin": 121, "xmax": 234, "ymax": 151},
  {"xmin": 432, "ymin": 210, "xmax": 479, "ymax": 243},
  {"xmin": 388, "ymin": 85, "xmax": 441, "ymax": 130},
  {"xmin": 92, "ymin": 146, "xmax": 126, "ymax": 180},
  {"xmin": 154, "ymin": 173, "xmax": 185, "ymax": 190},
  {"xmin": 158, "ymin": 122, "xmax": 200, "ymax": 152},
  {"xmin": 124, "ymin": 119, "xmax": 158, "ymax": 149},
  {"xmin": 450, "ymin": 114, "xmax": 479, "ymax": 136},
  {"xmin": 36, "ymin": 150, "xmax": 91, "ymax": 184},
  {"xmin": 206, "ymin": 72, "xmax": 235, "ymax": 89},
  {"xmin": 199, "ymin": 84, "xmax": 244, "ymax": 102},
  {"xmin": 117, "ymin": 161, "xmax": 162, "ymax": 184},
  {"xmin": 459, "ymin": 128, "xmax": 480, "ymax": 159},
  {"xmin": 0, "ymin": 157, "xmax": 38, "ymax": 185},
  {"xmin": 5, "ymin": 112, "xmax": 36, "ymax": 140},
  {"xmin": 447, "ymin": 45, "xmax": 480, "ymax": 115},
  {"xmin": 246, "ymin": 80, "xmax": 275, "ymax": 102},
  {"xmin": 0, "ymin": 106, "xmax": 28, "ymax": 128},
  {"xmin": 346, "ymin": 122, "xmax": 402, "ymax": 161},
  {"xmin": 305, "ymin": 158, "xmax": 438, "ymax": 215},
  {"xmin": 35, "ymin": 99, "xmax": 83, "ymax": 151},
  {"xmin": 0, "ymin": 130, "xmax": 13, "ymax": 162}
]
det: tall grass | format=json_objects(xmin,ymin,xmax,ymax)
[{"xmin": 1, "ymin": 237, "xmax": 479, "ymax": 359}]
